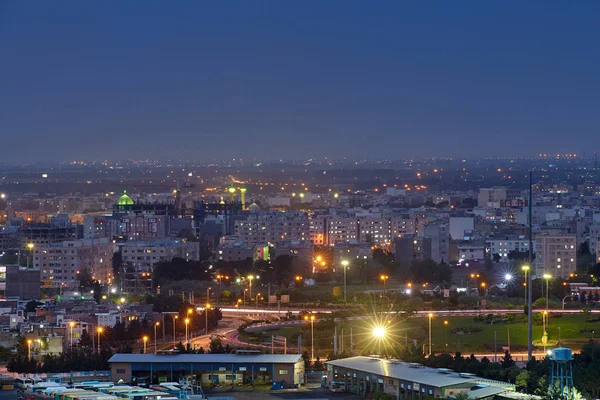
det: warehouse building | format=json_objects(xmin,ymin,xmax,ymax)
[
  {"xmin": 326, "ymin": 356, "xmax": 516, "ymax": 399},
  {"xmin": 109, "ymin": 353, "xmax": 304, "ymax": 389}
]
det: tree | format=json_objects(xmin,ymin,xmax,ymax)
[
  {"xmin": 501, "ymin": 350, "xmax": 515, "ymax": 368},
  {"xmin": 25, "ymin": 300, "xmax": 43, "ymax": 314},
  {"xmin": 453, "ymin": 393, "xmax": 471, "ymax": 400},
  {"xmin": 78, "ymin": 268, "xmax": 95, "ymax": 289}
]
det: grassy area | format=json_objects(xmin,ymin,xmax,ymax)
[{"xmin": 248, "ymin": 313, "xmax": 600, "ymax": 357}]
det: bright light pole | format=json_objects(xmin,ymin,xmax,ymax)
[
  {"xmin": 522, "ymin": 265, "xmax": 530, "ymax": 306},
  {"xmin": 172, "ymin": 315, "xmax": 178, "ymax": 347},
  {"xmin": 543, "ymin": 273, "xmax": 552, "ymax": 311},
  {"xmin": 97, "ymin": 327, "xmax": 103, "ymax": 353},
  {"xmin": 143, "ymin": 336, "xmax": 148, "ymax": 354},
  {"xmin": 304, "ymin": 315, "xmax": 315, "ymax": 360},
  {"xmin": 187, "ymin": 308, "xmax": 193, "ymax": 342},
  {"xmin": 481, "ymin": 282, "xmax": 487, "ymax": 296},
  {"xmin": 247, "ymin": 275, "xmax": 254, "ymax": 300},
  {"xmin": 185, "ymin": 318, "xmax": 190, "ymax": 345},
  {"xmin": 27, "ymin": 339, "xmax": 32, "ymax": 358},
  {"xmin": 562, "ymin": 295, "xmax": 570, "ymax": 310},
  {"xmin": 26, "ymin": 243, "xmax": 34, "ymax": 268},
  {"xmin": 380, "ymin": 274, "xmax": 389, "ymax": 290},
  {"xmin": 243, "ymin": 289, "xmax": 248, "ymax": 305},
  {"xmin": 154, "ymin": 322, "xmax": 160, "ymax": 353},
  {"xmin": 341, "ymin": 260, "xmax": 349, "ymax": 302},
  {"xmin": 373, "ymin": 326, "xmax": 386, "ymax": 355},
  {"xmin": 205, "ymin": 304, "xmax": 211, "ymax": 335},
  {"xmin": 428, "ymin": 313, "xmax": 433, "ymax": 356},
  {"xmin": 69, "ymin": 321, "xmax": 75, "ymax": 349},
  {"xmin": 444, "ymin": 320, "xmax": 449, "ymax": 348}
]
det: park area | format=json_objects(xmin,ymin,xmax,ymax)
[{"xmin": 240, "ymin": 312, "xmax": 600, "ymax": 357}]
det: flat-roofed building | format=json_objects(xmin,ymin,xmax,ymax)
[
  {"xmin": 109, "ymin": 353, "xmax": 304, "ymax": 388},
  {"xmin": 327, "ymin": 356, "xmax": 516, "ymax": 399}
]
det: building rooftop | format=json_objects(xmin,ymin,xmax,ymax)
[
  {"xmin": 109, "ymin": 353, "xmax": 303, "ymax": 364},
  {"xmin": 326, "ymin": 356, "xmax": 515, "ymax": 390}
]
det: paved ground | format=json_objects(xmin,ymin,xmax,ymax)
[
  {"xmin": 205, "ymin": 387, "xmax": 364, "ymax": 400},
  {"xmin": 0, "ymin": 390, "xmax": 15, "ymax": 399}
]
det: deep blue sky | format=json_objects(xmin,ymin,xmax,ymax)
[{"xmin": 1, "ymin": 1, "xmax": 599, "ymax": 163}]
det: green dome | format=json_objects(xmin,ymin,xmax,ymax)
[{"xmin": 118, "ymin": 190, "xmax": 134, "ymax": 205}]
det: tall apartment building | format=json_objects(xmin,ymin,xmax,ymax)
[
  {"xmin": 234, "ymin": 211, "xmax": 310, "ymax": 244},
  {"xmin": 486, "ymin": 237, "xmax": 533, "ymax": 262},
  {"xmin": 589, "ymin": 225, "xmax": 600, "ymax": 262},
  {"xmin": 534, "ymin": 234, "xmax": 576, "ymax": 278},
  {"xmin": 394, "ymin": 237, "xmax": 432, "ymax": 264},
  {"xmin": 83, "ymin": 214, "xmax": 168, "ymax": 240},
  {"xmin": 309, "ymin": 214, "xmax": 415, "ymax": 246},
  {"xmin": 420, "ymin": 222, "xmax": 450, "ymax": 263},
  {"xmin": 33, "ymin": 238, "xmax": 116, "ymax": 289},
  {"xmin": 478, "ymin": 187, "xmax": 522, "ymax": 207},
  {"xmin": 120, "ymin": 240, "xmax": 200, "ymax": 293}
]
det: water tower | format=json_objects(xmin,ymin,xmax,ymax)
[{"xmin": 549, "ymin": 347, "xmax": 574, "ymax": 398}]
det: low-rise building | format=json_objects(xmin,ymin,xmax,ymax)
[
  {"xmin": 109, "ymin": 353, "xmax": 304, "ymax": 388},
  {"xmin": 327, "ymin": 356, "xmax": 516, "ymax": 399}
]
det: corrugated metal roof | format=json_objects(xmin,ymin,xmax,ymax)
[
  {"xmin": 326, "ymin": 357, "xmax": 511, "ymax": 389},
  {"xmin": 109, "ymin": 353, "xmax": 302, "ymax": 364}
]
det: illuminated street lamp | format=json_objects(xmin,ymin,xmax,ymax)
[
  {"xmin": 444, "ymin": 320, "xmax": 449, "ymax": 348},
  {"xmin": 504, "ymin": 273, "xmax": 513, "ymax": 282},
  {"xmin": 304, "ymin": 315, "xmax": 316, "ymax": 360},
  {"xmin": 428, "ymin": 313, "xmax": 433, "ymax": 356},
  {"xmin": 69, "ymin": 321, "xmax": 75, "ymax": 349},
  {"xmin": 143, "ymin": 336, "xmax": 148, "ymax": 354},
  {"xmin": 341, "ymin": 260, "xmax": 349, "ymax": 302},
  {"xmin": 481, "ymin": 282, "xmax": 487, "ymax": 296},
  {"xmin": 185, "ymin": 318, "xmax": 190, "ymax": 345},
  {"xmin": 247, "ymin": 275, "xmax": 258, "ymax": 300},
  {"xmin": 26, "ymin": 243, "xmax": 34, "ymax": 268},
  {"xmin": 380, "ymin": 274, "xmax": 389, "ymax": 289},
  {"xmin": 27, "ymin": 339, "xmax": 32, "ymax": 358},
  {"xmin": 97, "ymin": 327, "xmax": 103, "ymax": 353},
  {"xmin": 205, "ymin": 304, "xmax": 211, "ymax": 335},
  {"xmin": 172, "ymin": 315, "xmax": 178, "ymax": 347},
  {"xmin": 522, "ymin": 265, "xmax": 530, "ymax": 306},
  {"xmin": 543, "ymin": 273, "xmax": 552, "ymax": 311},
  {"xmin": 373, "ymin": 326, "xmax": 386, "ymax": 355},
  {"xmin": 154, "ymin": 322, "xmax": 160, "ymax": 353}
]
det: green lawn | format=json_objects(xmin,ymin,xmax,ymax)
[{"xmin": 247, "ymin": 313, "xmax": 600, "ymax": 357}]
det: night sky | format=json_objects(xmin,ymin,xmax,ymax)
[{"xmin": 1, "ymin": 1, "xmax": 599, "ymax": 163}]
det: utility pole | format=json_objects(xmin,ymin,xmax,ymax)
[
  {"xmin": 494, "ymin": 331, "xmax": 497, "ymax": 362},
  {"xmin": 527, "ymin": 170, "xmax": 533, "ymax": 361}
]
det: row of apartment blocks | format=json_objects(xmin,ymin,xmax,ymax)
[{"xmin": 232, "ymin": 211, "xmax": 418, "ymax": 246}]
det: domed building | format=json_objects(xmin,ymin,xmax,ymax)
[
  {"xmin": 247, "ymin": 202, "xmax": 261, "ymax": 213},
  {"xmin": 118, "ymin": 190, "xmax": 134, "ymax": 206}
]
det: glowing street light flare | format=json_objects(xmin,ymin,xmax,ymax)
[{"xmin": 373, "ymin": 326, "xmax": 386, "ymax": 338}]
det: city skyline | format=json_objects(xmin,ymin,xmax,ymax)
[{"xmin": 2, "ymin": 1, "xmax": 600, "ymax": 163}]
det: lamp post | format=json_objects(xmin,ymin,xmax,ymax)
[
  {"xmin": 248, "ymin": 275, "xmax": 254, "ymax": 300},
  {"xmin": 185, "ymin": 318, "xmax": 190, "ymax": 345},
  {"xmin": 69, "ymin": 321, "xmax": 75, "ymax": 349},
  {"xmin": 380, "ymin": 274, "xmax": 389, "ymax": 290},
  {"xmin": 481, "ymin": 282, "xmax": 487, "ymax": 296},
  {"xmin": 341, "ymin": 260, "xmax": 349, "ymax": 302},
  {"xmin": 428, "ymin": 313, "xmax": 433, "ymax": 356},
  {"xmin": 244, "ymin": 289, "xmax": 248, "ymax": 305},
  {"xmin": 172, "ymin": 315, "xmax": 178, "ymax": 347},
  {"xmin": 543, "ymin": 273, "xmax": 552, "ymax": 311},
  {"xmin": 26, "ymin": 243, "xmax": 34, "ymax": 268},
  {"xmin": 444, "ymin": 320, "xmax": 449, "ymax": 348},
  {"xmin": 187, "ymin": 308, "xmax": 193, "ymax": 342},
  {"xmin": 304, "ymin": 315, "xmax": 315, "ymax": 361},
  {"xmin": 373, "ymin": 326, "xmax": 386, "ymax": 355},
  {"xmin": 27, "ymin": 339, "xmax": 32, "ymax": 359},
  {"xmin": 154, "ymin": 322, "xmax": 160, "ymax": 353},
  {"xmin": 97, "ymin": 327, "xmax": 103, "ymax": 353},
  {"xmin": 562, "ymin": 295, "xmax": 570, "ymax": 310},
  {"xmin": 143, "ymin": 336, "xmax": 148, "ymax": 354},
  {"xmin": 522, "ymin": 265, "xmax": 530, "ymax": 306},
  {"xmin": 205, "ymin": 304, "xmax": 211, "ymax": 335}
]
